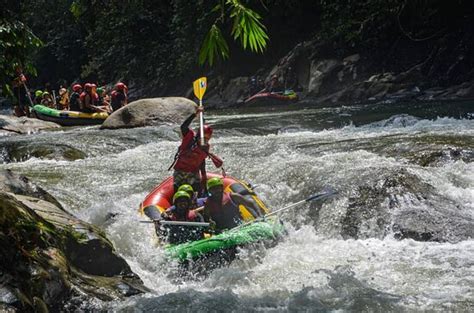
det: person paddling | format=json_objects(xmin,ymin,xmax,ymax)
[
  {"xmin": 156, "ymin": 191, "xmax": 206, "ymax": 244},
  {"xmin": 203, "ymin": 177, "xmax": 263, "ymax": 233},
  {"xmin": 169, "ymin": 106, "xmax": 223, "ymax": 195}
]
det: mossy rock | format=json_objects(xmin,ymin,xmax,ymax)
[{"xmin": 0, "ymin": 171, "xmax": 147, "ymax": 311}]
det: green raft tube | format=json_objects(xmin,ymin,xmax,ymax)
[
  {"xmin": 165, "ymin": 217, "xmax": 286, "ymax": 263},
  {"xmin": 32, "ymin": 104, "xmax": 108, "ymax": 126}
]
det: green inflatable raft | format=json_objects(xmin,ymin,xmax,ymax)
[
  {"xmin": 32, "ymin": 105, "xmax": 108, "ymax": 126},
  {"xmin": 165, "ymin": 217, "xmax": 285, "ymax": 263}
]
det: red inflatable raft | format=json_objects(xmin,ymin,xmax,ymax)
[
  {"xmin": 139, "ymin": 173, "xmax": 270, "ymax": 222},
  {"xmin": 243, "ymin": 91, "xmax": 298, "ymax": 106}
]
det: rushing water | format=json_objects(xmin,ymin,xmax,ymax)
[{"xmin": 1, "ymin": 101, "xmax": 473, "ymax": 311}]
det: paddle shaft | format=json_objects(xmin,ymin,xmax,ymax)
[
  {"xmin": 52, "ymin": 90, "xmax": 57, "ymax": 106},
  {"xmin": 199, "ymin": 100, "xmax": 205, "ymax": 144},
  {"xmin": 21, "ymin": 81, "xmax": 34, "ymax": 107},
  {"xmin": 193, "ymin": 77, "xmax": 207, "ymax": 145},
  {"xmin": 235, "ymin": 191, "xmax": 337, "ymax": 230},
  {"xmin": 140, "ymin": 220, "xmax": 210, "ymax": 227}
]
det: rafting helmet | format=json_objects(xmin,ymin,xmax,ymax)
[
  {"xmin": 207, "ymin": 177, "xmax": 223, "ymax": 190},
  {"xmin": 96, "ymin": 87, "xmax": 104, "ymax": 94},
  {"xmin": 42, "ymin": 91, "xmax": 50, "ymax": 96},
  {"xmin": 173, "ymin": 190, "xmax": 191, "ymax": 203},
  {"xmin": 72, "ymin": 84, "xmax": 82, "ymax": 92},
  {"xmin": 35, "ymin": 90, "xmax": 43, "ymax": 97},
  {"xmin": 84, "ymin": 83, "xmax": 92, "ymax": 89},
  {"xmin": 177, "ymin": 184, "xmax": 194, "ymax": 196},
  {"xmin": 115, "ymin": 82, "xmax": 126, "ymax": 91}
]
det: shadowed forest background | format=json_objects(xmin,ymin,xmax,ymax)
[{"xmin": 2, "ymin": 0, "xmax": 474, "ymax": 103}]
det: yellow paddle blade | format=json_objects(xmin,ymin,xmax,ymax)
[{"xmin": 193, "ymin": 77, "xmax": 207, "ymax": 101}]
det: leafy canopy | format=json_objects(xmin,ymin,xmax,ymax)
[
  {"xmin": 199, "ymin": 0, "xmax": 269, "ymax": 66},
  {"xmin": 0, "ymin": 18, "xmax": 42, "ymax": 97}
]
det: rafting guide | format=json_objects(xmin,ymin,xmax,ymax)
[
  {"xmin": 137, "ymin": 77, "xmax": 338, "ymax": 276},
  {"xmin": 168, "ymin": 77, "xmax": 224, "ymax": 195}
]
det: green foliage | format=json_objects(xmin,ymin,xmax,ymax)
[
  {"xmin": 0, "ymin": 18, "xmax": 42, "ymax": 97},
  {"xmin": 199, "ymin": 24, "xmax": 230, "ymax": 66},
  {"xmin": 199, "ymin": 0, "xmax": 269, "ymax": 66},
  {"xmin": 229, "ymin": 1, "xmax": 268, "ymax": 53}
]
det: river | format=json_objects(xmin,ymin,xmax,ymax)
[{"xmin": 1, "ymin": 100, "xmax": 473, "ymax": 311}]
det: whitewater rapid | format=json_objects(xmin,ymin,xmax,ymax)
[{"xmin": 1, "ymin": 102, "xmax": 473, "ymax": 311}]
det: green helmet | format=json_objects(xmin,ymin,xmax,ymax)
[
  {"xmin": 42, "ymin": 91, "xmax": 50, "ymax": 96},
  {"xmin": 177, "ymin": 184, "xmax": 194, "ymax": 195},
  {"xmin": 207, "ymin": 177, "xmax": 223, "ymax": 189},
  {"xmin": 35, "ymin": 90, "xmax": 43, "ymax": 97},
  {"xmin": 173, "ymin": 190, "xmax": 191, "ymax": 203},
  {"xmin": 96, "ymin": 87, "xmax": 104, "ymax": 94}
]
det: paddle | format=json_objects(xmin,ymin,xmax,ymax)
[
  {"xmin": 18, "ymin": 73, "xmax": 34, "ymax": 107},
  {"xmin": 234, "ymin": 188, "xmax": 338, "ymax": 230},
  {"xmin": 193, "ymin": 77, "xmax": 207, "ymax": 144},
  {"xmin": 141, "ymin": 206, "xmax": 207, "ymax": 226},
  {"xmin": 140, "ymin": 220, "xmax": 210, "ymax": 227}
]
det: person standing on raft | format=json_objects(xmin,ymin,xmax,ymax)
[{"xmin": 169, "ymin": 106, "xmax": 223, "ymax": 195}]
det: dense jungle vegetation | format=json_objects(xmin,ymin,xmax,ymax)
[{"xmin": 1, "ymin": 0, "xmax": 473, "ymax": 97}]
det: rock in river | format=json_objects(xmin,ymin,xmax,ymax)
[
  {"xmin": 101, "ymin": 97, "xmax": 196, "ymax": 129},
  {"xmin": 0, "ymin": 170, "xmax": 147, "ymax": 312}
]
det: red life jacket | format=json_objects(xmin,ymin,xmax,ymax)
[
  {"xmin": 205, "ymin": 192, "xmax": 241, "ymax": 230},
  {"xmin": 169, "ymin": 209, "xmax": 198, "ymax": 221},
  {"xmin": 174, "ymin": 130, "xmax": 210, "ymax": 173}
]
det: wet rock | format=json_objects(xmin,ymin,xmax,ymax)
[
  {"xmin": 307, "ymin": 59, "xmax": 342, "ymax": 95},
  {"xmin": 0, "ymin": 169, "xmax": 62, "ymax": 208},
  {"xmin": 365, "ymin": 114, "xmax": 420, "ymax": 128},
  {"xmin": 0, "ymin": 171, "xmax": 147, "ymax": 312},
  {"xmin": 0, "ymin": 142, "xmax": 86, "ymax": 163},
  {"xmin": 101, "ymin": 97, "xmax": 196, "ymax": 129},
  {"xmin": 0, "ymin": 115, "xmax": 60, "ymax": 135},
  {"xmin": 208, "ymin": 77, "xmax": 249, "ymax": 106},
  {"xmin": 341, "ymin": 169, "xmax": 474, "ymax": 242}
]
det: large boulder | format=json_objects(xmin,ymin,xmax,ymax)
[
  {"xmin": 101, "ymin": 97, "xmax": 196, "ymax": 129},
  {"xmin": 0, "ymin": 115, "xmax": 60, "ymax": 135},
  {"xmin": 340, "ymin": 169, "xmax": 474, "ymax": 242},
  {"xmin": 0, "ymin": 170, "xmax": 147, "ymax": 311}
]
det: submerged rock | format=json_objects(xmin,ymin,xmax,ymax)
[
  {"xmin": 101, "ymin": 97, "xmax": 196, "ymax": 129},
  {"xmin": 0, "ymin": 142, "xmax": 86, "ymax": 163},
  {"xmin": 341, "ymin": 169, "xmax": 474, "ymax": 242},
  {"xmin": 0, "ymin": 170, "xmax": 147, "ymax": 311},
  {"xmin": 0, "ymin": 115, "xmax": 60, "ymax": 135}
]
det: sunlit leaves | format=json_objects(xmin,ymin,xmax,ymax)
[
  {"xmin": 229, "ymin": 0, "xmax": 268, "ymax": 53},
  {"xmin": 70, "ymin": 1, "xmax": 83, "ymax": 20},
  {"xmin": 199, "ymin": 0, "xmax": 269, "ymax": 66},
  {"xmin": 199, "ymin": 24, "xmax": 230, "ymax": 66}
]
